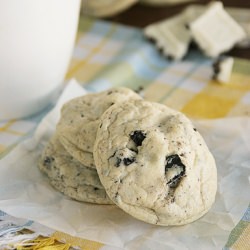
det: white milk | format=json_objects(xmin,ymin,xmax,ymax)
[{"xmin": 0, "ymin": 0, "xmax": 81, "ymax": 120}]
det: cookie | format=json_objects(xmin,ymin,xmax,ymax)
[
  {"xmin": 39, "ymin": 134, "xmax": 112, "ymax": 204},
  {"xmin": 82, "ymin": 0, "xmax": 138, "ymax": 18},
  {"xmin": 50, "ymin": 179, "xmax": 112, "ymax": 204},
  {"xmin": 94, "ymin": 100, "xmax": 217, "ymax": 225},
  {"xmin": 58, "ymin": 136, "xmax": 96, "ymax": 169},
  {"xmin": 56, "ymin": 87, "xmax": 141, "ymax": 167}
]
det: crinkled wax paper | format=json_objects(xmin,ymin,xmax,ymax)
[{"xmin": 0, "ymin": 80, "xmax": 249, "ymax": 250}]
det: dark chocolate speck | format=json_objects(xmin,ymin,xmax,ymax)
[
  {"xmin": 123, "ymin": 157, "xmax": 135, "ymax": 166},
  {"xmin": 130, "ymin": 130, "xmax": 146, "ymax": 147},
  {"xmin": 43, "ymin": 156, "xmax": 54, "ymax": 167},
  {"xmin": 165, "ymin": 154, "xmax": 186, "ymax": 188},
  {"xmin": 115, "ymin": 158, "xmax": 122, "ymax": 167}
]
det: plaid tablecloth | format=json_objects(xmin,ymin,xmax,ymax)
[{"xmin": 0, "ymin": 16, "xmax": 250, "ymax": 250}]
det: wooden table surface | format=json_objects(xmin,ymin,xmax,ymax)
[{"xmin": 105, "ymin": 0, "xmax": 250, "ymax": 59}]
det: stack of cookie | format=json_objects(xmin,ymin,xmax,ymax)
[
  {"xmin": 39, "ymin": 87, "xmax": 217, "ymax": 226},
  {"xmin": 39, "ymin": 87, "xmax": 142, "ymax": 204}
]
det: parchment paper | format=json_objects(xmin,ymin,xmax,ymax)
[{"xmin": 0, "ymin": 80, "xmax": 249, "ymax": 249}]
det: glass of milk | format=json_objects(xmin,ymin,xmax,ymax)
[{"xmin": 0, "ymin": 0, "xmax": 81, "ymax": 120}]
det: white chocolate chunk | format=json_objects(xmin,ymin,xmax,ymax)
[
  {"xmin": 144, "ymin": 13, "xmax": 192, "ymax": 60},
  {"xmin": 184, "ymin": 5, "xmax": 250, "ymax": 48},
  {"xmin": 189, "ymin": 2, "xmax": 246, "ymax": 57},
  {"xmin": 213, "ymin": 57, "xmax": 234, "ymax": 83}
]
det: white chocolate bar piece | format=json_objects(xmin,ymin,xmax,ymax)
[
  {"xmin": 144, "ymin": 13, "xmax": 192, "ymax": 60},
  {"xmin": 189, "ymin": 2, "xmax": 246, "ymax": 57},
  {"xmin": 212, "ymin": 57, "xmax": 234, "ymax": 83}
]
